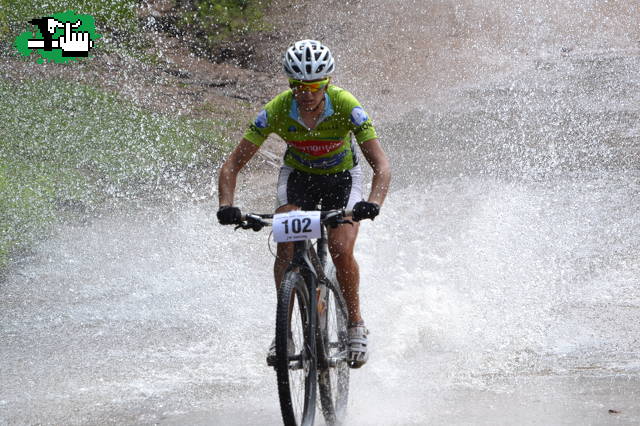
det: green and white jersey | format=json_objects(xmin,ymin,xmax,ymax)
[{"xmin": 243, "ymin": 85, "xmax": 377, "ymax": 175}]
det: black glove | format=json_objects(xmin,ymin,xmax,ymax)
[
  {"xmin": 352, "ymin": 201, "xmax": 380, "ymax": 222},
  {"xmin": 217, "ymin": 205, "xmax": 242, "ymax": 225}
]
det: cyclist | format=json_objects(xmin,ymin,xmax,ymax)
[{"xmin": 217, "ymin": 39, "xmax": 390, "ymax": 368}]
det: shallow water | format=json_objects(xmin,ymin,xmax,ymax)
[{"xmin": 2, "ymin": 1, "xmax": 640, "ymax": 425}]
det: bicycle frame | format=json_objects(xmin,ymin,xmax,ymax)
[
  {"xmin": 288, "ymin": 226, "xmax": 329, "ymax": 280},
  {"xmin": 285, "ymin": 225, "xmax": 336, "ymax": 367},
  {"xmin": 236, "ymin": 210, "xmax": 351, "ymax": 425}
]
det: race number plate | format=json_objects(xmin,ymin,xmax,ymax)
[{"xmin": 273, "ymin": 211, "xmax": 321, "ymax": 243}]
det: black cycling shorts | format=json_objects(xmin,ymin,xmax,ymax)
[{"xmin": 276, "ymin": 165, "xmax": 363, "ymax": 211}]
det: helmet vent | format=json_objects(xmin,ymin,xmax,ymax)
[{"xmin": 283, "ymin": 40, "xmax": 335, "ymax": 80}]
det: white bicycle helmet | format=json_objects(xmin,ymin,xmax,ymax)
[{"xmin": 283, "ymin": 39, "xmax": 335, "ymax": 80}]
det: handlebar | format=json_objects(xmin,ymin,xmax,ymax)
[{"xmin": 235, "ymin": 209, "xmax": 353, "ymax": 232}]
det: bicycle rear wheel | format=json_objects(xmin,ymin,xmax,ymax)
[
  {"xmin": 317, "ymin": 263, "xmax": 350, "ymax": 425},
  {"xmin": 276, "ymin": 270, "xmax": 317, "ymax": 426}
]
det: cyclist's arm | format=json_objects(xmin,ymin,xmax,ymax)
[
  {"xmin": 218, "ymin": 138, "xmax": 260, "ymax": 206},
  {"xmin": 359, "ymin": 138, "xmax": 391, "ymax": 206}
]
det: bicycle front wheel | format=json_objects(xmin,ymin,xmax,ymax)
[
  {"xmin": 276, "ymin": 270, "xmax": 317, "ymax": 426},
  {"xmin": 317, "ymin": 263, "xmax": 350, "ymax": 425}
]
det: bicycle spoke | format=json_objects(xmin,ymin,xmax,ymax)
[
  {"xmin": 276, "ymin": 271, "xmax": 316, "ymax": 425},
  {"xmin": 289, "ymin": 289, "xmax": 306, "ymax": 420},
  {"xmin": 317, "ymin": 270, "xmax": 350, "ymax": 425}
]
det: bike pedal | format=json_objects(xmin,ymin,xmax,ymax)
[{"xmin": 266, "ymin": 354, "xmax": 276, "ymax": 367}]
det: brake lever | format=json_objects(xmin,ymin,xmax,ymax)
[
  {"xmin": 234, "ymin": 223, "xmax": 259, "ymax": 231},
  {"xmin": 235, "ymin": 216, "xmax": 267, "ymax": 231}
]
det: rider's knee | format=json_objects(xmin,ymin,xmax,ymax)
[
  {"xmin": 330, "ymin": 248, "xmax": 356, "ymax": 267},
  {"xmin": 276, "ymin": 242, "xmax": 294, "ymax": 262}
]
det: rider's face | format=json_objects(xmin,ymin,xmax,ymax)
[{"xmin": 290, "ymin": 78, "xmax": 329, "ymax": 112}]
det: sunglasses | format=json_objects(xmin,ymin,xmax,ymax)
[{"xmin": 289, "ymin": 78, "xmax": 330, "ymax": 93}]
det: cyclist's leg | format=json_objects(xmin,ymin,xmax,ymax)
[
  {"xmin": 323, "ymin": 166, "xmax": 370, "ymax": 367},
  {"xmin": 274, "ymin": 203, "xmax": 299, "ymax": 290},
  {"xmin": 327, "ymin": 223, "xmax": 361, "ymax": 324},
  {"xmin": 323, "ymin": 165, "xmax": 364, "ymax": 325},
  {"xmin": 269, "ymin": 203, "xmax": 302, "ymax": 365},
  {"xmin": 273, "ymin": 166, "xmax": 318, "ymax": 289},
  {"xmin": 328, "ymin": 223, "xmax": 370, "ymax": 367}
]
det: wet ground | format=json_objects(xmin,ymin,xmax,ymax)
[{"xmin": 2, "ymin": 1, "xmax": 640, "ymax": 425}]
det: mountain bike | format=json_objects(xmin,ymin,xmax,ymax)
[{"xmin": 237, "ymin": 209, "xmax": 352, "ymax": 426}]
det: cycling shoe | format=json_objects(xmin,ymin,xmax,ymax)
[
  {"xmin": 347, "ymin": 323, "xmax": 369, "ymax": 368},
  {"xmin": 266, "ymin": 336, "xmax": 295, "ymax": 366}
]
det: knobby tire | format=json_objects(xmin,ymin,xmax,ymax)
[
  {"xmin": 317, "ymin": 263, "xmax": 350, "ymax": 425},
  {"xmin": 276, "ymin": 270, "xmax": 316, "ymax": 426}
]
